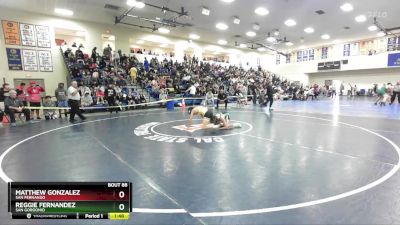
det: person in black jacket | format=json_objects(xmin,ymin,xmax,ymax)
[
  {"xmin": 0, "ymin": 83, "xmax": 10, "ymax": 103},
  {"xmin": 265, "ymin": 81, "xmax": 274, "ymax": 110},
  {"xmin": 105, "ymin": 84, "xmax": 117, "ymax": 114},
  {"xmin": 216, "ymin": 89, "xmax": 228, "ymax": 109}
]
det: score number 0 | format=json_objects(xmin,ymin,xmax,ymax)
[{"xmin": 118, "ymin": 190, "xmax": 127, "ymax": 211}]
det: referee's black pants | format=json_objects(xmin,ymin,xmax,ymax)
[{"xmin": 68, "ymin": 99, "xmax": 85, "ymax": 121}]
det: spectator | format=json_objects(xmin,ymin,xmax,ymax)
[
  {"xmin": 43, "ymin": 96, "xmax": 57, "ymax": 120},
  {"xmin": 139, "ymin": 91, "xmax": 147, "ymax": 108},
  {"xmin": 217, "ymin": 89, "xmax": 228, "ymax": 109},
  {"xmin": 0, "ymin": 107, "xmax": 4, "ymax": 128},
  {"xmin": 81, "ymin": 92, "xmax": 94, "ymax": 107},
  {"xmin": 26, "ymin": 81, "xmax": 45, "ymax": 120},
  {"xmin": 144, "ymin": 57, "xmax": 149, "ymax": 72},
  {"xmin": 16, "ymin": 83, "xmax": 27, "ymax": 106},
  {"xmin": 55, "ymin": 83, "xmax": 68, "ymax": 118},
  {"xmin": 91, "ymin": 47, "xmax": 97, "ymax": 63},
  {"xmin": 0, "ymin": 83, "xmax": 10, "ymax": 103},
  {"xmin": 4, "ymin": 90, "xmax": 31, "ymax": 127},
  {"xmin": 204, "ymin": 90, "xmax": 215, "ymax": 108},
  {"xmin": 185, "ymin": 83, "xmax": 196, "ymax": 97},
  {"xmin": 390, "ymin": 81, "xmax": 400, "ymax": 105},
  {"xmin": 130, "ymin": 65, "xmax": 138, "ymax": 85},
  {"xmin": 105, "ymin": 84, "xmax": 117, "ymax": 114},
  {"xmin": 68, "ymin": 81, "xmax": 86, "ymax": 122}
]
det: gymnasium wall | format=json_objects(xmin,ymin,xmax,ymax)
[
  {"xmin": 269, "ymin": 51, "xmax": 400, "ymax": 86},
  {"xmin": 308, "ymin": 67, "xmax": 400, "ymax": 90}
]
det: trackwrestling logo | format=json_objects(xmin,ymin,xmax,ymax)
[{"xmin": 134, "ymin": 122, "xmax": 225, "ymax": 144}]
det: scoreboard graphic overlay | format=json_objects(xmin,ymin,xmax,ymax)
[{"xmin": 8, "ymin": 182, "xmax": 132, "ymax": 220}]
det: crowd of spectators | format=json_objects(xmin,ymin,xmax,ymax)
[{"xmin": 1, "ymin": 43, "xmax": 399, "ymax": 128}]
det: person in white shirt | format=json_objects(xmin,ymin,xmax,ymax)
[
  {"xmin": 68, "ymin": 81, "xmax": 86, "ymax": 122},
  {"xmin": 186, "ymin": 84, "xmax": 196, "ymax": 97}
]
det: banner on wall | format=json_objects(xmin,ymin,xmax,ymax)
[
  {"xmin": 286, "ymin": 53, "xmax": 291, "ymax": 64},
  {"xmin": 276, "ymin": 54, "xmax": 280, "ymax": 65},
  {"xmin": 297, "ymin": 51, "xmax": 303, "ymax": 62},
  {"xmin": 38, "ymin": 50, "xmax": 53, "ymax": 72},
  {"xmin": 387, "ymin": 37, "xmax": 397, "ymax": 52},
  {"xmin": 35, "ymin": 25, "xmax": 51, "ymax": 48},
  {"xmin": 6, "ymin": 48, "xmax": 23, "ymax": 70},
  {"xmin": 302, "ymin": 50, "xmax": 309, "ymax": 61},
  {"xmin": 22, "ymin": 49, "xmax": 38, "ymax": 71},
  {"xmin": 321, "ymin": 47, "xmax": 328, "ymax": 59},
  {"xmin": 388, "ymin": 53, "xmax": 400, "ymax": 67},
  {"xmin": 343, "ymin": 43, "xmax": 351, "ymax": 56},
  {"xmin": 351, "ymin": 42, "xmax": 360, "ymax": 56},
  {"xmin": 20, "ymin": 23, "xmax": 36, "ymax": 47},
  {"xmin": 309, "ymin": 49, "xmax": 315, "ymax": 60},
  {"xmin": 2, "ymin": 20, "xmax": 21, "ymax": 45}
]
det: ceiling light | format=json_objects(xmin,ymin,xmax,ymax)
[
  {"xmin": 321, "ymin": 34, "xmax": 331, "ymax": 40},
  {"xmin": 253, "ymin": 23, "xmax": 260, "ymax": 30},
  {"xmin": 220, "ymin": 0, "xmax": 235, "ymax": 2},
  {"xmin": 54, "ymin": 8, "xmax": 74, "ymax": 16},
  {"xmin": 266, "ymin": 36, "xmax": 276, "ymax": 42},
  {"xmin": 189, "ymin": 34, "xmax": 200, "ymax": 40},
  {"xmin": 304, "ymin": 27, "xmax": 314, "ymax": 34},
  {"xmin": 218, "ymin": 39, "xmax": 227, "ymax": 45},
  {"xmin": 126, "ymin": 0, "xmax": 145, "ymax": 8},
  {"xmin": 254, "ymin": 7, "xmax": 269, "ymax": 16},
  {"xmin": 160, "ymin": 44, "xmax": 168, "ymax": 48},
  {"xmin": 136, "ymin": 40, "xmax": 144, "ymax": 44},
  {"xmin": 284, "ymin": 19, "xmax": 297, "ymax": 27},
  {"xmin": 332, "ymin": 39, "xmax": 341, "ymax": 44},
  {"xmin": 246, "ymin": 31, "xmax": 256, "ymax": 37},
  {"xmin": 340, "ymin": 3, "xmax": 353, "ymax": 12},
  {"xmin": 299, "ymin": 45, "xmax": 307, "ymax": 50},
  {"xmin": 239, "ymin": 44, "xmax": 247, "ymax": 48},
  {"xmin": 216, "ymin": 22, "xmax": 228, "ymax": 30},
  {"xmin": 355, "ymin": 15, "xmax": 367, "ymax": 23},
  {"xmin": 285, "ymin": 42, "xmax": 294, "ymax": 46},
  {"xmin": 158, "ymin": 27, "xmax": 170, "ymax": 34},
  {"xmin": 377, "ymin": 31, "xmax": 386, "ymax": 37},
  {"xmin": 257, "ymin": 47, "xmax": 267, "ymax": 52},
  {"xmin": 202, "ymin": 7, "xmax": 210, "ymax": 16},
  {"xmin": 273, "ymin": 30, "xmax": 280, "ymax": 36},
  {"xmin": 368, "ymin": 25, "xmax": 378, "ymax": 31},
  {"xmin": 155, "ymin": 17, "xmax": 161, "ymax": 21},
  {"xmin": 135, "ymin": 1, "xmax": 145, "ymax": 8},
  {"xmin": 233, "ymin": 17, "xmax": 240, "ymax": 24}
]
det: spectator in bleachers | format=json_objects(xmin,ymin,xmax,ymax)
[
  {"xmin": 81, "ymin": 92, "xmax": 94, "ymax": 107},
  {"xmin": 144, "ymin": 57, "xmax": 149, "ymax": 72}
]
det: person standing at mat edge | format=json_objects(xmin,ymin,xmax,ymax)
[
  {"xmin": 27, "ymin": 81, "xmax": 44, "ymax": 120},
  {"xmin": 68, "ymin": 81, "xmax": 86, "ymax": 122},
  {"xmin": 105, "ymin": 84, "xmax": 118, "ymax": 114}
]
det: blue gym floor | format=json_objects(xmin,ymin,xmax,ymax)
[{"xmin": 0, "ymin": 97, "xmax": 399, "ymax": 225}]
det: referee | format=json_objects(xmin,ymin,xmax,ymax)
[{"xmin": 68, "ymin": 81, "xmax": 86, "ymax": 122}]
